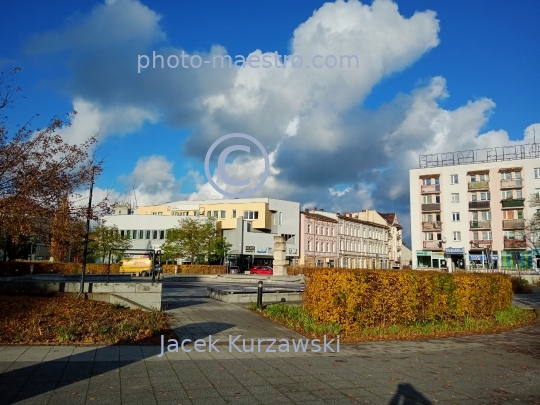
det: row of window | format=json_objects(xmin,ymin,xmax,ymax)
[
  {"xmin": 424, "ymin": 230, "xmax": 524, "ymax": 242},
  {"xmin": 422, "ymin": 170, "xmax": 528, "ymax": 186},
  {"xmin": 119, "ymin": 229, "xmax": 166, "ymax": 240},
  {"xmin": 306, "ymin": 240, "xmax": 388, "ymax": 254},
  {"xmin": 307, "ymin": 224, "xmax": 335, "ymax": 236},
  {"xmin": 422, "ymin": 190, "xmax": 523, "ymax": 204}
]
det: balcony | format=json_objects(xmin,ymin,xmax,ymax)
[
  {"xmin": 469, "ymin": 220, "xmax": 491, "ymax": 229},
  {"xmin": 421, "ymin": 184, "xmax": 440, "ymax": 194},
  {"xmin": 470, "ymin": 239, "xmax": 492, "ymax": 248},
  {"xmin": 468, "ymin": 181, "xmax": 489, "ymax": 191},
  {"xmin": 500, "ymin": 179, "xmax": 523, "ymax": 189},
  {"xmin": 421, "ymin": 203, "xmax": 441, "ymax": 212},
  {"xmin": 422, "ymin": 221, "xmax": 442, "ymax": 230},
  {"xmin": 468, "ymin": 201, "xmax": 490, "ymax": 210},
  {"xmin": 423, "ymin": 241, "xmax": 442, "ymax": 250},
  {"xmin": 502, "ymin": 219, "xmax": 525, "ymax": 229},
  {"xmin": 504, "ymin": 238, "xmax": 527, "ymax": 249},
  {"xmin": 501, "ymin": 198, "xmax": 525, "ymax": 209}
]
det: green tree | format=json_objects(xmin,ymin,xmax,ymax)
[
  {"xmin": 525, "ymin": 193, "xmax": 540, "ymax": 253},
  {"xmin": 88, "ymin": 223, "xmax": 132, "ymax": 263},
  {"xmin": 161, "ymin": 217, "xmax": 223, "ymax": 264},
  {"xmin": 207, "ymin": 236, "xmax": 232, "ymax": 264}
]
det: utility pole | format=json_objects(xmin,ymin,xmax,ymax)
[{"xmin": 79, "ymin": 165, "xmax": 95, "ymax": 295}]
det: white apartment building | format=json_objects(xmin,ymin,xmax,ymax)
[{"xmin": 410, "ymin": 143, "xmax": 540, "ymax": 270}]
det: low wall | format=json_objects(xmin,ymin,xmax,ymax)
[{"xmin": 0, "ymin": 277, "xmax": 162, "ymax": 311}]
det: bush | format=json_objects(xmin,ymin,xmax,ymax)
[
  {"xmin": 161, "ymin": 264, "xmax": 226, "ymax": 274},
  {"xmin": 303, "ymin": 268, "xmax": 512, "ymax": 333},
  {"xmin": 511, "ymin": 276, "xmax": 533, "ymax": 294},
  {"xmin": 0, "ymin": 261, "xmax": 120, "ymax": 276}
]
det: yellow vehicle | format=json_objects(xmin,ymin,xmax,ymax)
[{"xmin": 118, "ymin": 257, "xmax": 154, "ymax": 277}]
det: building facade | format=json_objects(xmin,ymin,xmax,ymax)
[
  {"xmin": 299, "ymin": 211, "xmax": 339, "ymax": 267},
  {"xmin": 136, "ymin": 198, "xmax": 300, "ymax": 267},
  {"xmin": 410, "ymin": 144, "xmax": 540, "ymax": 270}
]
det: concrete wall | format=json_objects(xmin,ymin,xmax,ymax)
[{"xmin": 0, "ymin": 279, "xmax": 162, "ymax": 311}]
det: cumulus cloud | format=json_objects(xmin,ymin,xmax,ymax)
[{"xmin": 26, "ymin": 0, "xmax": 540, "ymax": 245}]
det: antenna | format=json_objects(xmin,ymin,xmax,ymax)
[{"xmin": 132, "ymin": 185, "xmax": 138, "ymax": 209}]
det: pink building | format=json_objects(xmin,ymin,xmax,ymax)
[{"xmin": 299, "ymin": 210, "xmax": 339, "ymax": 267}]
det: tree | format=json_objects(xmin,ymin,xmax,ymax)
[
  {"xmin": 0, "ymin": 67, "xmax": 111, "ymax": 260},
  {"xmin": 87, "ymin": 223, "xmax": 132, "ymax": 263},
  {"xmin": 161, "ymin": 217, "xmax": 222, "ymax": 264},
  {"xmin": 525, "ymin": 193, "xmax": 540, "ymax": 255},
  {"xmin": 207, "ymin": 236, "xmax": 232, "ymax": 265}
]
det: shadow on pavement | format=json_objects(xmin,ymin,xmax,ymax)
[
  {"xmin": 171, "ymin": 321, "xmax": 235, "ymax": 341},
  {"xmin": 387, "ymin": 383, "xmax": 434, "ymax": 405}
]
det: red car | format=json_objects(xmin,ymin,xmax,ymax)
[{"xmin": 249, "ymin": 265, "xmax": 273, "ymax": 275}]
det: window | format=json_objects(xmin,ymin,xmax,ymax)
[
  {"xmin": 472, "ymin": 231, "xmax": 479, "ymax": 240},
  {"xmin": 482, "ymin": 231, "xmax": 492, "ymax": 240},
  {"xmin": 517, "ymin": 210, "xmax": 523, "ymax": 219},
  {"xmin": 332, "ymin": 228, "xmax": 335, "ymax": 236},
  {"xmin": 159, "ymin": 230, "xmax": 165, "ymax": 239},
  {"xmin": 504, "ymin": 231, "xmax": 515, "ymax": 239},
  {"xmin": 453, "ymin": 231, "xmax": 461, "ymax": 241},
  {"xmin": 501, "ymin": 172, "xmax": 512, "ymax": 180},
  {"xmin": 120, "ymin": 230, "xmax": 125, "ymax": 237},
  {"xmin": 316, "ymin": 226, "xmax": 319, "ymax": 234},
  {"xmin": 139, "ymin": 230, "xmax": 144, "ymax": 239},
  {"xmin": 220, "ymin": 210, "xmax": 226, "ymax": 219},
  {"xmin": 172, "ymin": 212, "xmax": 180, "ymax": 216},
  {"xmin": 153, "ymin": 230, "xmax": 157, "ymax": 239},
  {"xmin": 340, "ymin": 241, "xmax": 344, "ymax": 250},
  {"xmin": 452, "ymin": 212, "xmax": 460, "ymax": 221},
  {"xmin": 145, "ymin": 230, "xmax": 150, "ymax": 239},
  {"xmin": 450, "ymin": 174, "xmax": 458, "ymax": 184},
  {"xmin": 451, "ymin": 193, "xmax": 460, "ymax": 203},
  {"xmin": 126, "ymin": 230, "xmax": 131, "ymax": 239},
  {"xmin": 332, "ymin": 243, "xmax": 335, "ymax": 252},
  {"xmin": 132, "ymin": 230, "xmax": 137, "ymax": 239},
  {"xmin": 279, "ymin": 212, "xmax": 283, "ymax": 225},
  {"xmin": 515, "ymin": 171, "xmax": 522, "ymax": 179},
  {"xmin": 481, "ymin": 211, "xmax": 491, "ymax": 221},
  {"xmin": 307, "ymin": 224, "xmax": 312, "ymax": 233},
  {"xmin": 502, "ymin": 210, "xmax": 514, "ymax": 220},
  {"xmin": 424, "ymin": 233, "xmax": 434, "ymax": 241},
  {"xmin": 535, "ymin": 168, "xmax": 540, "ymax": 179},
  {"xmin": 243, "ymin": 211, "xmax": 259, "ymax": 220},
  {"xmin": 516, "ymin": 190, "xmax": 523, "ymax": 199},
  {"xmin": 213, "ymin": 211, "xmax": 218, "ymax": 218},
  {"xmin": 316, "ymin": 242, "xmax": 319, "ymax": 252},
  {"xmin": 480, "ymin": 192, "xmax": 490, "ymax": 201},
  {"xmin": 232, "ymin": 210, "xmax": 237, "ymax": 219},
  {"xmin": 307, "ymin": 240, "xmax": 312, "ymax": 251},
  {"xmin": 502, "ymin": 190, "xmax": 513, "ymax": 200},
  {"xmin": 207, "ymin": 211, "xmax": 211, "ymax": 218},
  {"xmin": 480, "ymin": 173, "xmax": 489, "ymax": 181},
  {"xmin": 326, "ymin": 243, "xmax": 329, "ymax": 252}
]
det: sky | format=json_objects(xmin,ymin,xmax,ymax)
[{"xmin": 2, "ymin": 0, "xmax": 540, "ymax": 246}]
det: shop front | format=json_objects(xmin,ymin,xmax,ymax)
[
  {"xmin": 416, "ymin": 251, "xmax": 446, "ymax": 269},
  {"xmin": 468, "ymin": 251, "xmax": 498, "ymax": 269},
  {"xmin": 445, "ymin": 247, "xmax": 465, "ymax": 270},
  {"xmin": 500, "ymin": 250, "xmax": 532, "ymax": 269}
]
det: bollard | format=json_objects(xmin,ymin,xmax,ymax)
[{"xmin": 257, "ymin": 281, "xmax": 263, "ymax": 308}]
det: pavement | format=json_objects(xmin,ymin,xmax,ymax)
[{"xmin": 1, "ymin": 281, "xmax": 540, "ymax": 405}]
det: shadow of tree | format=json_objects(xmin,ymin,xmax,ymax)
[{"xmin": 387, "ymin": 383, "xmax": 434, "ymax": 405}]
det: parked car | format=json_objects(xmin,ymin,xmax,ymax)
[{"xmin": 249, "ymin": 265, "xmax": 273, "ymax": 275}]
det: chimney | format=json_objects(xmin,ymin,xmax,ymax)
[
  {"xmin": 304, "ymin": 208, "xmax": 309, "ymax": 213},
  {"xmin": 321, "ymin": 208, "xmax": 324, "ymax": 211},
  {"xmin": 314, "ymin": 206, "xmax": 317, "ymax": 211}
]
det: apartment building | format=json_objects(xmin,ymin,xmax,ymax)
[
  {"xmin": 136, "ymin": 198, "xmax": 300, "ymax": 268},
  {"xmin": 299, "ymin": 210, "xmax": 338, "ymax": 267},
  {"xmin": 308, "ymin": 209, "xmax": 390, "ymax": 268},
  {"xmin": 410, "ymin": 143, "xmax": 540, "ymax": 270}
]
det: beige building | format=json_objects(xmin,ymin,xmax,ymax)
[
  {"xmin": 136, "ymin": 198, "xmax": 300, "ymax": 269},
  {"xmin": 410, "ymin": 143, "xmax": 540, "ymax": 270}
]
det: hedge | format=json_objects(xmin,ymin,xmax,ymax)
[
  {"xmin": 303, "ymin": 268, "xmax": 512, "ymax": 333},
  {"xmin": 0, "ymin": 261, "xmax": 226, "ymax": 276},
  {"xmin": 161, "ymin": 264, "xmax": 226, "ymax": 274}
]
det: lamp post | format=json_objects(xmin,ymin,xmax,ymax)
[{"xmin": 79, "ymin": 165, "xmax": 96, "ymax": 295}]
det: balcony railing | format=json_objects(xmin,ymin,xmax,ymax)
[
  {"xmin": 468, "ymin": 181, "xmax": 489, "ymax": 191},
  {"xmin": 421, "ymin": 184, "xmax": 440, "ymax": 194},
  {"xmin": 423, "ymin": 241, "xmax": 442, "ymax": 250},
  {"xmin": 421, "ymin": 203, "xmax": 441, "ymax": 211},
  {"xmin": 468, "ymin": 201, "xmax": 490, "ymax": 210},
  {"xmin": 501, "ymin": 198, "xmax": 525, "ymax": 208},
  {"xmin": 500, "ymin": 179, "xmax": 523, "ymax": 189},
  {"xmin": 422, "ymin": 221, "xmax": 442, "ymax": 230},
  {"xmin": 469, "ymin": 220, "xmax": 491, "ymax": 229},
  {"xmin": 504, "ymin": 238, "xmax": 527, "ymax": 249},
  {"xmin": 502, "ymin": 219, "xmax": 525, "ymax": 229},
  {"xmin": 470, "ymin": 240, "xmax": 492, "ymax": 248}
]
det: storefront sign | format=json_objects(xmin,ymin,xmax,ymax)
[
  {"xmin": 289, "ymin": 248, "xmax": 298, "ymax": 254},
  {"xmin": 256, "ymin": 246, "xmax": 266, "ymax": 253},
  {"xmin": 445, "ymin": 247, "xmax": 464, "ymax": 254},
  {"xmin": 268, "ymin": 247, "xmax": 274, "ymax": 254},
  {"xmin": 416, "ymin": 251, "xmax": 430, "ymax": 256},
  {"xmin": 245, "ymin": 246, "xmax": 255, "ymax": 253},
  {"xmin": 469, "ymin": 255, "xmax": 498, "ymax": 261}
]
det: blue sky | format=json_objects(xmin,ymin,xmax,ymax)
[{"xmin": 2, "ymin": 0, "xmax": 539, "ymax": 244}]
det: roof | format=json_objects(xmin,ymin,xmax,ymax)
[
  {"xmin": 377, "ymin": 212, "xmax": 403, "ymax": 229},
  {"xmin": 302, "ymin": 212, "xmax": 338, "ymax": 223},
  {"xmin": 336, "ymin": 214, "xmax": 388, "ymax": 229}
]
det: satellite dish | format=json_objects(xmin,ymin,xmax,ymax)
[{"xmin": 442, "ymin": 237, "xmax": 447, "ymax": 243}]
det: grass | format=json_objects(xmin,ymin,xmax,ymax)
[
  {"xmin": 254, "ymin": 303, "xmax": 537, "ymax": 343},
  {"xmin": 0, "ymin": 293, "xmax": 175, "ymax": 345}
]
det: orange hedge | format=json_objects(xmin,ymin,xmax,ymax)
[
  {"xmin": 0, "ymin": 261, "xmax": 120, "ymax": 276},
  {"xmin": 161, "ymin": 264, "xmax": 226, "ymax": 274},
  {"xmin": 303, "ymin": 268, "xmax": 512, "ymax": 333}
]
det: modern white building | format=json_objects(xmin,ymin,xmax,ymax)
[{"xmin": 410, "ymin": 143, "xmax": 540, "ymax": 270}]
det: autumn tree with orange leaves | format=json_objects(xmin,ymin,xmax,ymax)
[{"xmin": 0, "ymin": 67, "xmax": 110, "ymax": 260}]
